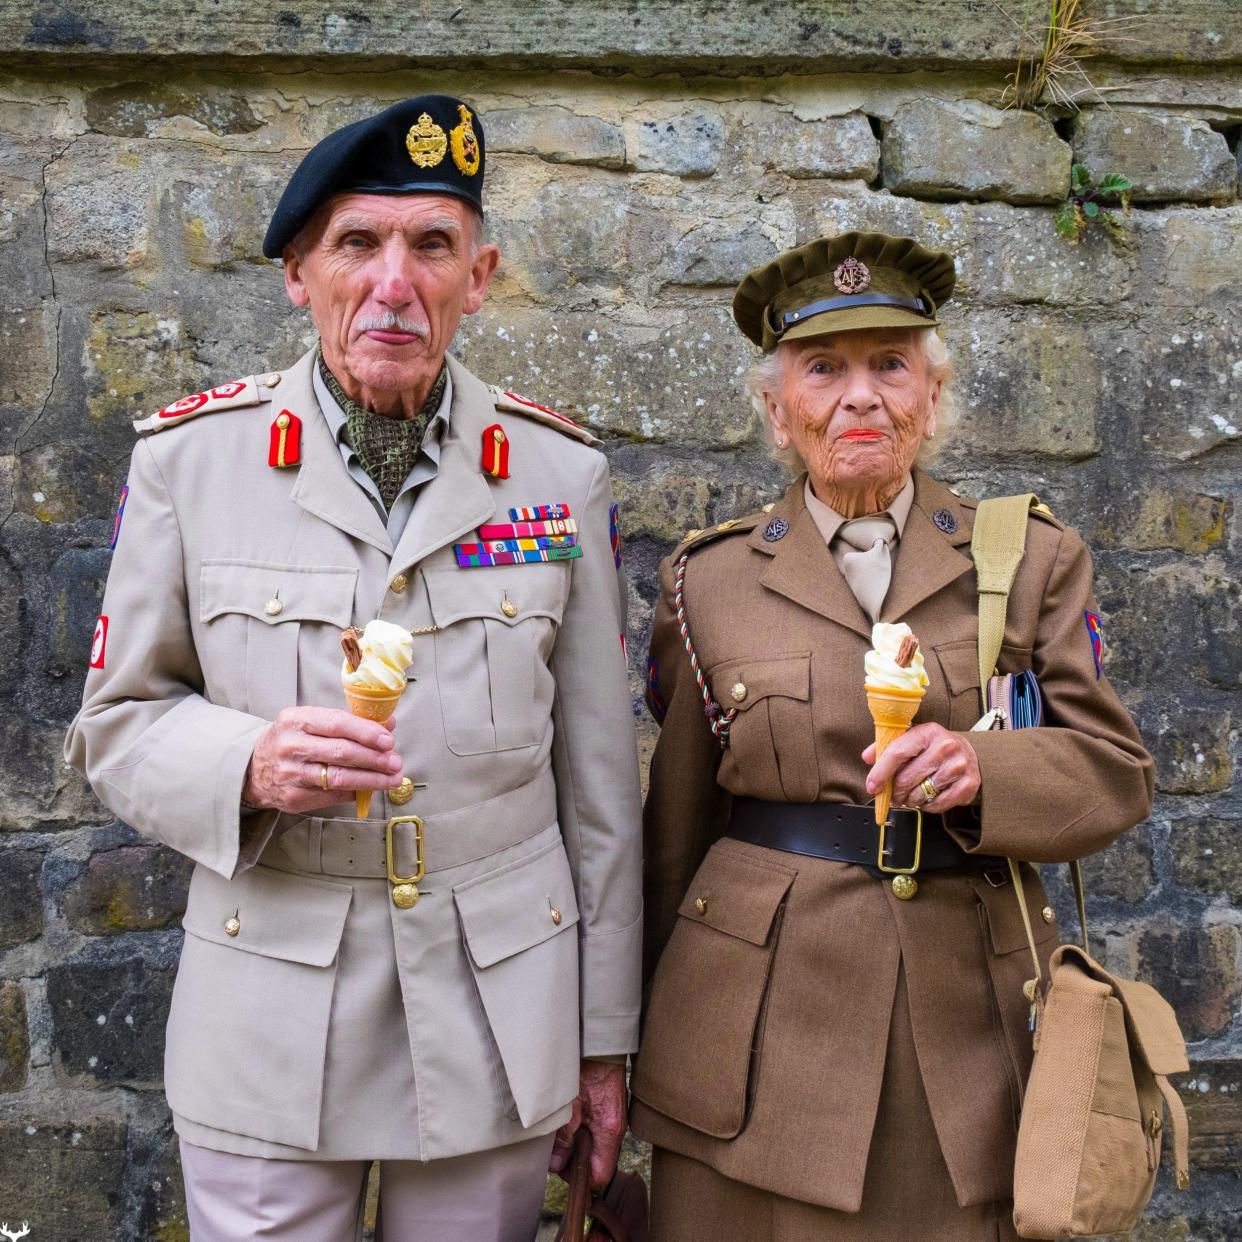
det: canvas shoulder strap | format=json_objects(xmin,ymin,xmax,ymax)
[{"xmin": 970, "ymin": 493, "xmax": 1039, "ymax": 691}]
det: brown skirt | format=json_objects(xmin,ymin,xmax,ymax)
[{"xmin": 649, "ymin": 968, "xmax": 1020, "ymax": 1242}]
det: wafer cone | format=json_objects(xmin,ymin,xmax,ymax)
[
  {"xmin": 344, "ymin": 685, "xmax": 404, "ymax": 818},
  {"xmin": 867, "ymin": 686, "xmax": 925, "ymax": 826}
]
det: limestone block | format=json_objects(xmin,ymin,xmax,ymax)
[
  {"xmin": 630, "ymin": 110, "xmax": 725, "ymax": 177},
  {"xmin": 612, "ymin": 463, "xmax": 713, "ymax": 541},
  {"xmin": 85, "ymin": 84, "xmax": 262, "ymax": 138},
  {"xmin": 174, "ymin": 153, "xmax": 288, "ymax": 269},
  {"xmin": 941, "ymin": 314, "xmax": 1100, "ymax": 460},
  {"xmin": 1072, "ymin": 110, "xmax": 1237, "ymax": 204},
  {"xmin": 1132, "ymin": 922, "xmax": 1241, "ymax": 1041},
  {"xmin": 1159, "ymin": 207, "xmax": 1242, "ymax": 302},
  {"xmin": 0, "ymin": 981, "xmax": 29, "ymax": 1092},
  {"xmin": 0, "ymin": 848, "xmax": 43, "ymax": 949},
  {"xmin": 137, "ymin": 1126, "xmax": 190, "ymax": 1242},
  {"xmin": 1132, "ymin": 699, "xmax": 1233, "ymax": 796},
  {"xmin": 1170, "ymin": 816, "xmax": 1242, "ymax": 897},
  {"xmin": 485, "ymin": 107, "xmax": 624, "ymax": 169},
  {"xmin": 0, "ymin": 306, "xmax": 56, "ymax": 409},
  {"xmin": 735, "ymin": 108, "xmax": 879, "ymax": 180},
  {"xmin": 658, "ymin": 218, "xmax": 779, "ymax": 288},
  {"xmin": 1124, "ymin": 488, "xmax": 1229, "ymax": 553},
  {"xmin": 882, "ymin": 100, "xmax": 1070, "ymax": 204},
  {"xmin": 47, "ymin": 951, "xmax": 176, "ymax": 1083},
  {"xmin": 1177, "ymin": 1059, "xmax": 1242, "ymax": 1173},
  {"xmin": 0, "ymin": 1118, "xmax": 128, "ymax": 1238},
  {"xmin": 1079, "ymin": 829, "xmax": 1155, "ymax": 904},
  {"xmin": 0, "ymin": 714, "xmax": 108, "ymax": 831},
  {"xmin": 63, "ymin": 846, "xmax": 193, "ymax": 935}
]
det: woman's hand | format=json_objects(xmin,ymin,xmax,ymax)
[{"xmin": 863, "ymin": 722, "xmax": 981, "ymax": 812}]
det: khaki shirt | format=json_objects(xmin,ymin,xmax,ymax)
[{"xmin": 65, "ymin": 349, "xmax": 643, "ymax": 1160}]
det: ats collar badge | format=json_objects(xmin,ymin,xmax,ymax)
[
  {"xmin": 763, "ymin": 517, "xmax": 789, "ymax": 542},
  {"xmin": 932, "ymin": 508, "xmax": 958, "ymax": 534}
]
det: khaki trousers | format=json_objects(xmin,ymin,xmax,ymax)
[
  {"xmin": 180, "ymin": 1135, "xmax": 554, "ymax": 1241},
  {"xmin": 650, "ymin": 968, "xmax": 1020, "ymax": 1242}
]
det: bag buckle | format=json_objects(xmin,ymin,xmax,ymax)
[
  {"xmin": 877, "ymin": 808, "xmax": 922, "ymax": 876},
  {"xmin": 386, "ymin": 815, "xmax": 425, "ymax": 910}
]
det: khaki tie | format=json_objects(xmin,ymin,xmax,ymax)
[{"xmin": 835, "ymin": 513, "xmax": 897, "ymax": 622}]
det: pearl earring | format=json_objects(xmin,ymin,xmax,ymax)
[{"xmin": 775, "ymin": 435, "xmax": 787, "ymax": 448}]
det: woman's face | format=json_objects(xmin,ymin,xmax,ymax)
[{"xmin": 765, "ymin": 327, "xmax": 941, "ymax": 502}]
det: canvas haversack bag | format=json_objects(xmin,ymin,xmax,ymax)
[{"xmin": 971, "ymin": 495, "xmax": 1191, "ymax": 1240}]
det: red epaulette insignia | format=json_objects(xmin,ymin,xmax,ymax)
[
  {"xmin": 132, "ymin": 376, "xmax": 263, "ymax": 435},
  {"xmin": 482, "ymin": 423, "xmax": 510, "ymax": 478},
  {"xmin": 269, "ymin": 410, "xmax": 302, "ymax": 467}
]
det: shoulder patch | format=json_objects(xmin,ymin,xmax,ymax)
[
  {"xmin": 133, "ymin": 376, "xmax": 263, "ymax": 435},
  {"xmin": 676, "ymin": 512, "xmax": 765, "ymax": 558},
  {"xmin": 489, "ymin": 386, "xmax": 601, "ymax": 447}
]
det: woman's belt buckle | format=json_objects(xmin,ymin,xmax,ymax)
[
  {"xmin": 386, "ymin": 815, "xmax": 425, "ymax": 910},
  {"xmin": 877, "ymin": 808, "xmax": 922, "ymax": 875}
]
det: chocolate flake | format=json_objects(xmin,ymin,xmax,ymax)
[
  {"xmin": 341, "ymin": 627, "xmax": 363, "ymax": 673},
  {"xmin": 896, "ymin": 634, "xmax": 920, "ymax": 668}
]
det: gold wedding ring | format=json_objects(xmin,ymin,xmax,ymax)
[
  {"xmin": 920, "ymin": 778, "xmax": 939, "ymax": 802},
  {"xmin": 320, "ymin": 765, "xmax": 331, "ymax": 791}
]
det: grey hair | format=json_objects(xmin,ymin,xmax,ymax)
[{"xmin": 744, "ymin": 327, "xmax": 957, "ymax": 475}]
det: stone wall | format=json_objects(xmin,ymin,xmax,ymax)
[{"xmin": 0, "ymin": 2, "xmax": 1239, "ymax": 1237}]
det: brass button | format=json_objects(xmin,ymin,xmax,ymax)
[
  {"xmin": 389, "ymin": 777, "xmax": 414, "ymax": 805},
  {"xmin": 1176, "ymin": 1169, "xmax": 1190, "ymax": 1191},
  {"xmin": 389, "ymin": 573, "xmax": 408, "ymax": 594},
  {"xmin": 392, "ymin": 883, "xmax": 419, "ymax": 909},
  {"xmin": 275, "ymin": 412, "xmax": 290, "ymax": 430},
  {"xmin": 891, "ymin": 875, "xmax": 919, "ymax": 900},
  {"xmin": 224, "ymin": 916, "xmax": 241, "ymax": 937},
  {"xmin": 694, "ymin": 896, "xmax": 708, "ymax": 915},
  {"xmin": 762, "ymin": 502, "xmax": 775, "ymax": 513},
  {"xmin": 550, "ymin": 906, "xmax": 562, "ymax": 926},
  {"xmin": 264, "ymin": 598, "xmax": 283, "ymax": 617},
  {"xmin": 1041, "ymin": 906, "xmax": 1055, "ymax": 924},
  {"xmin": 501, "ymin": 598, "xmax": 518, "ymax": 618},
  {"xmin": 730, "ymin": 682, "xmax": 747, "ymax": 703},
  {"xmin": 264, "ymin": 372, "xmax": 282, "ymax": 387}
]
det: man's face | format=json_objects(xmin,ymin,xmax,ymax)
[{"xmin": 282, "ymin": 192, "xmax": 499, "ymax": 399}]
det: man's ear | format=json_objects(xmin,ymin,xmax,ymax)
[
  {"xmin": 462, "ymin": 244, "xmax": 501, "ymax": 316},
  {"xmin": 283, "ymin": 245, "xmax": 309, "ymax": 309}
]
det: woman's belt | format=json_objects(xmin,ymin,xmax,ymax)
[{"xmin": 726, "ymin": 797, "xmax": 1003, "ymax": 879}]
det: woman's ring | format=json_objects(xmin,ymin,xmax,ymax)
[
  {"xmin": 920, "ymin": 777, "xmax": 939, "ymax": 803},
  {"xmin": 320, "ymin": 765, "xmax": 331, "ymax": 791}
]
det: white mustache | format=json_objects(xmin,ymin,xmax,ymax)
[{"xmin": 356, "ymin": 312, "xmax": 429, "ymax": 338}]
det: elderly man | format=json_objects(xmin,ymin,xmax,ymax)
[{"xmin": 65, "ymin": 95, "xmax": 642, "ymax": 1242}]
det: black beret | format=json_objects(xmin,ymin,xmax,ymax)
[
  {"xmin": 263, "ymin": 95, "xmax": 486, "ymax": 259},
  {"xmin": 733, "ymin": 231, "xmax": 957, "ymax": 353}
]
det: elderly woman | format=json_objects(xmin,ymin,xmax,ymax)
[{"xmin": 629, "ymin": 232, "xmax": 1154, "ymax": 1241}]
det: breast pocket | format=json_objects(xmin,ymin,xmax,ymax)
[
  {"xmin": 933, "ymin": 638, "xmax": 1035, "ymax": 731},
  {"xmin": 632, "ymin": 841, "xmax": 795, "ymax": 1139},
  {"xmin": 424, "ymin": 566, "xmax": 569, "ymax": 756},
  {"xmin": 708, "ymin": 653, "xmax": 817, "ymax": 801},
  {"xmin": 166, "ymin": 862, "xmax": 353, "ymax": 1150},
  {"xmin": 454, "ymin": 836, "xmax": 582, "ymax": 1126},
  {"xmin": 199, "ymin": 560, "xmax": 358, "ymax": 719}
]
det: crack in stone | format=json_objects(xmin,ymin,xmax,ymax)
[{"xmin": 1, "ymin": 136, "xmax": 75, "ymax": 539}]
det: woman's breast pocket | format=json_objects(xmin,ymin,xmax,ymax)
[
  {"xmin": 708, "ymin": 652, "xmax": 818, "ymax": 801},
  {"xmin": 423, "ymin": 565, "xmax": 570, "ymax": 756},
  {"xmin": 932, "ymin": 638, "xmax": 1034, "ymax": 731},
  {"xmin": 198, "ymin": 559, "xmax": 359, "ymax": 719}
]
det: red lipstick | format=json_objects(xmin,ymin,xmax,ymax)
[{"xmin": 839, "ymin": 429, "xmax": 886, "ymax": 442}]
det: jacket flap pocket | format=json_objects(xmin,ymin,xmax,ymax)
[
  {"xmin": 971, "ymin": 866, "xmax": 1060, "ymax": 955},
  {"xmin": 200, "ymin": 560, "xmax": 357, "ymax": 627},
  {"xmin": 935, "ymin": 639, "xmax": 1035, "ymax": 696},
  {"xmin": 675, "ymin": 845, "xmax": 795, "ymax": 945},
  {"xmin": 707, "ymin": 653, "xmax": 810, "ymax": 715},
  {"xmin": 182, "ymin": 863, "xmax": 352, "ymax": 967},
  {"xmin": 425, "ymin": 565, "xmax": 568, "ymax": 629},
  {"xmin": 454, "ymin": 839, "xmax": 581, "ymax": 968}
]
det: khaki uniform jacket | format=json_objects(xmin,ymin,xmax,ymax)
[
  {"xmin": 629, "ymin": 470, "xmax": 1153, "ymax": 1211},
  {"xmin": 65, "ymin": 348, "xmax": 643, "ymax": 1159}
]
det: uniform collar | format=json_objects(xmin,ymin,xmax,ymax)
[{"xmin": 802, "ymin": 473, "xmax": 915, "ymax": 548}]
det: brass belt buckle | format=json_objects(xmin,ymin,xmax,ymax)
[
  {"xmin": 877, "ymin": 808, "xmax": 922, "ymax": 900},
  {"xmin": 386, "ymin": 815, "xmax": 425, "ymax": 909}
]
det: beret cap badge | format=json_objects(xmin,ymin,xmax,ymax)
[
  {"xmin": 450, "ymin": 104, "xmax": 481, "ymax": 177},
  {"xmin": 833, "ymin": 256, "xmax": 871, "ymax": 294},
  {"xmin": 406, "ymin": 112, "xmax": 448, "ymax": 168}
]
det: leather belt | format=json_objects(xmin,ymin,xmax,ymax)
[{"xmin": 726, "ymin": 797, "xmax": 1001, "ymax": 876}]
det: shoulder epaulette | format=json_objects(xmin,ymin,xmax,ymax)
[
  {"xmin": 1029, "ymin": 500, "xmax": 1064, "ymax": 529},
  {"xmin": 133, "ymin": 374, "xmax": 276, "ymax": 435},
  {"xmin": 489, "ymin": 386, "xmax": 601, "ymax": 448},
  {"xmin": 675, "ymin": 512, "xmax": 766, "ymax": 557}
]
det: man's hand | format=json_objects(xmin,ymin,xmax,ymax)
[
  {"xmin": 242, "ymin": 707, "xmax": 404, "ymax": 813},
  {"xmin": 864, "ymin": 722, "xmax": 981, "ymax": 813},
  {"xmin": 548, "ymin": 1060, "xmax": 627, "ymax": 1189}
]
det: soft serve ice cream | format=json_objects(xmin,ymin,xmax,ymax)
[{"xmin": 865, "ymin": 622, "xmax": 929, "ymax": 825}]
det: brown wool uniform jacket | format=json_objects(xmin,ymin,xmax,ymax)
[
  {"xmin": 629, "ymin": 469, "xmax": 1154, "ymax": 1212},
  {"xmin": 65, "ymin": 349, "xmax": 642, "ymax": 1161}
]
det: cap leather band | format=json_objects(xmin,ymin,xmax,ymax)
[{"xmin": 772, "ymin": 291, "xmax": 933, "ymax": 334}]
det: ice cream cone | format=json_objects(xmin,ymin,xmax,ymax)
[
  {"xmin": 344, "ymin": 685, "xmax": 405, "ymax": 818},
  {"xmin": 867, "ymin": 686, "xmax": 925, "ymax": 825}
]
